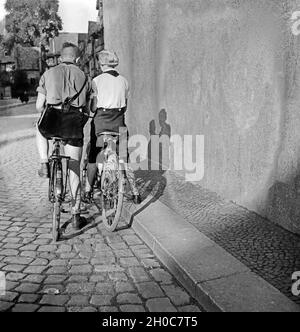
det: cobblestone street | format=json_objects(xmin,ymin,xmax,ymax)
[{"xmin": 0, "ymin": 138, "xmax": 202, "ymax": 312}]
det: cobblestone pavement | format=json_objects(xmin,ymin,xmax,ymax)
[
  {"xmin": 0, "ymin": 139, "xmax": 202, "ymax": 312},
  {"xmin": 135, "ymin": 170, "xmax": 300, "ymax": 306}
]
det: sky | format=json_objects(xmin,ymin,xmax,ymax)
[{"xmin": 0, "ymin": 0, "xmax": 98, "ymax": 33}]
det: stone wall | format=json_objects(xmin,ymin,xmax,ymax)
[{"xmin": 103, "ymin": 0, "xmax": 300, "ymax": 234}]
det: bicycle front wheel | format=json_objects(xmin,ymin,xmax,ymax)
[
  {"xmin": 51, "ymin": 161, "xmax": 63, "ymax": 242},
  {"xmin": 101, "ymin": 169, "xmax": 125, "ymax": 232}
]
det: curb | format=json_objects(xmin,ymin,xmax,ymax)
[
  {"xmin": 0, "ymin": 100, "xmax": 36, "ymax": 112},
  {"xmin": 122, "ymin": 197, "xmax": 300, "ymax": 312}
]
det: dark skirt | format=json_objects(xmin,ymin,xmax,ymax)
[{"xmin": 94, "ymin": 108, "xmax": 126, "ymax": 136}]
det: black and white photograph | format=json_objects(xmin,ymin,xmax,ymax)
[{"xmin": 0, "ymin": 0, "xmax": 300, "ymax": 316}]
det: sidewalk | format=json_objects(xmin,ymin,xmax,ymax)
[
  {"xmin": 122, "ymin": 170, "xmax": 300, "ymax": 312},
  {"xmin": 0, "ymin": 98, "xmax": 36, "ymax": 112}
]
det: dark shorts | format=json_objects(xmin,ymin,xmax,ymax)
[
  {"xmin": 38, "ymin": 106, "xmax": 86, "ymax": 148},
  {"xmin": 61, "ymin": 138, "xmax": 84, "ymax": 148},
  {"xmin": 39, "ymin": 129, "xmax": 84, "ymax": 148}
]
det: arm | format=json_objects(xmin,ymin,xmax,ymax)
[
  {"xmin": 91, "ymin": 96, "xmax": 98, "ymax": 113},
  {"xmin": 36, "ymin": 74, "xmax": 46, "ymax": 113},
  {"xmin": 125, "ymin": 79, "xmax": 130, "ymax": 109},
  {"xmin": 90, "ymin": 80, "xmax": 98, "ymax": 114},
  {"xmin": 36, "ymin": 93, "xmax": 46, "ymax": 113}
]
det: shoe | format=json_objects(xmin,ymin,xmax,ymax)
[
  {"xmin": 72, "ymin": 214, "xmax": 87, "ymax": 231},
  {"xmin": 133, "ymin": 195, "xmax": 142, "ymax": 205},
  {"xmin": 82, "ymin": 191, "xmax": 93, "ymax": 204},
  {"xmin": 38, "ymin": 163, "xmax": 50, "ymax": 179}
]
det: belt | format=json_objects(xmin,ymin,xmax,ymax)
[
  {"xmin": 98, "ymin": 107, "xmax": 126, "ymax": 112},
  {"xmin": 50, "ymin": 105, "xmax": 83, "ymax": 112}
]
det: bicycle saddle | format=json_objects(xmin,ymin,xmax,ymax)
[
  {"xmin": 99, "ymin": 132, "xmax": 121, "ymax": 137},
  {"xmin": 50, "ymin": 137, "xmax": 64, "ymax": 142}
]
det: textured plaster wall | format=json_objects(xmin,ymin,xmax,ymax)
[{"xmin": 103, "ymin": 0, "xmax": 300, "ymax": 234}]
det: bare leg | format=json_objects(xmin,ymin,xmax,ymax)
[
  {"xmin": 64, "ymin": 144, "xmax": 83, "ymax": 215},
  {"xmin": 36, "ymin": 126, "xmax": 49, "ymax": 162},
  {"xmin": 85, "ymin": 163, "xmax": 98, "ymax": 193}
]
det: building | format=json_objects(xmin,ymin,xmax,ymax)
[
  {"xmin": 42, "ymin": 0, "xmax": 104, "ymax": 78},
  {"xmin": 0, "ymin": 45, "xmax": 40, "ymax": 98},
  {"xmin": 0, "ymin": 49, "xmax": 13, "ymax": 99},
  {"xmin": 0, "ymin": 16, "xmax": 41, "ymax": 98},
  {"xmin": 82, "ymin": 0, "xmax": 104, "ymax": 78},
  {"xmin": 46, "ymin": 32, "xmax": 88, "ymax": 69},
  {"xmin": 14, "ymin": 45, "xmax": 40, "ymax": 92}
]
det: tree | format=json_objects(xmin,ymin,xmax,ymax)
[
  {"xmin": 4, "ymin": 0, "xmax": 62, "ymax": 48},
  {"xmin": 3, "ymin": 0, "xmax": 62, "ymax": 73}
]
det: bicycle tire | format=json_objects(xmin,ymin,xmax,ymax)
[
  {"xmin": 52, "ymin": 161, "xmax": 62, "ymax": 242},
  {"xmin": 101, "ymin": 168, "xmax": 125, "ymax": 232},
  {"xmin": 48, "ymin": 161, "xmax": 55, "ymax": 202},
  {"xmin": 52, "ymin": 201, "xmax": 61, "ymax": 242}
]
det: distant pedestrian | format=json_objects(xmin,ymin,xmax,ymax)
[{"xmin": 20, "ymin": 91, "xmax": 29, "ymax": 104}]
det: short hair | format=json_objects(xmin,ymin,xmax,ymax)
[
  {"xmin": 98, "ymin": 50, "xmax": 119, "ymax": 67},
  {"xmin": 61, "ymin": 42, "xmax": 79, "ymax": 59}
]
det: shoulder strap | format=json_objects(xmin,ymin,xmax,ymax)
[
  {"xmin": 67, "ymin": 75, "xmax": 88, "ymax": 104},
  {"xmin": 102, "ymin": 70, "xmax": 120, "ymax": 78}
]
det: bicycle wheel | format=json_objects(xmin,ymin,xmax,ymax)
[
  {"xmin": 48, "ymin": 161, "xmax": 55, "ymax": 203},
  {"xmin": 52, "ymin": 161, "xmax": 63, "ymax": 242},
  {"xmin": 101, "ymin": 166, "xmax": 125, "ymax": 232},
  {"xmin": 52, "ymin": 201, "xmax": 61, "ymax": 242}
]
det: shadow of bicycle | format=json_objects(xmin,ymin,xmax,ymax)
[{"xmin": 58, "ymin": 206, "xmax": 102, "ymax": 241}]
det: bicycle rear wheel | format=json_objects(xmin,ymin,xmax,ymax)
[
  {"xmin": 101, "ymin": 168, "xmax": 124, "ymax": 232},
  {"xmin": 51, "ymin": 161, "xmax": 63, "ymax": 242},
  {"xmin": 48, "ymin": 161, "xmax": 55, "ymax": 203}
]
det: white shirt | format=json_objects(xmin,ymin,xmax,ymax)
[{"xmin": 92, "ymin": 69, "xmax": 129, "ymax": 109}]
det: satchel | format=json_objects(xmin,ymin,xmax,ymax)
[{"xmin": 38, "ymin": 76, "xmax": 89, "ymax": 140}]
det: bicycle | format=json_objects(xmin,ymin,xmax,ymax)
[
  {"xmin": 83, "ymin": 132, "xmax": 125, "ymax": 232},
  {"xmin": 48, "ymin": 138, "xmax": 71, "ymax": 242}
]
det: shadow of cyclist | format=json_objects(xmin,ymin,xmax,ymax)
[{"xmin": 122, "ymin": 109, "xmax": 172, "ymax": 230}]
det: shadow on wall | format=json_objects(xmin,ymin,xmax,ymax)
[{"xmin": 135, "ymin": 109, "xmax": 172, "ymax": 203}]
